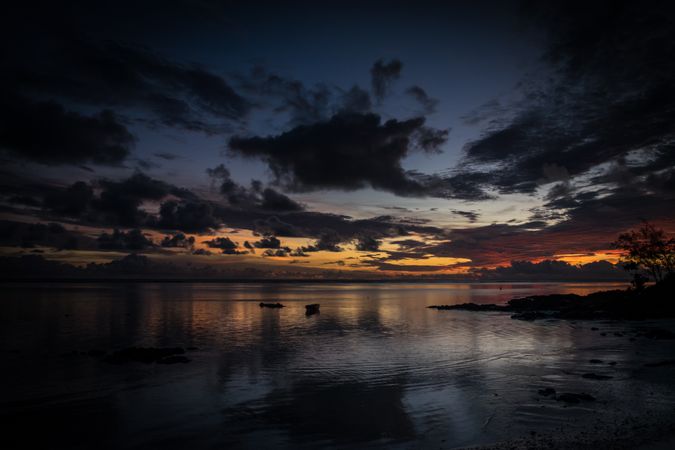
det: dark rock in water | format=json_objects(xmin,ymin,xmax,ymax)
[
  {"xmin": 644, "ymin": 359, "xmax": 675, "ymax": 367},
  {"xmin": 103, "ymin": 347, "xmax": 186, "ymax": 364},
  {"xmin": 259, "ymin": 302, "xmax": 285, "ymax": 308},
  {"xmin": 589, "ymin": 359, "xmax": 603, "ymax": 364},
  {"xmin": 555, "ymin": 392, "xmax": 596, "ymax": 403},
  {"xmin": 591, "ymin": 327, "xmax": 599, "ymax": 331},
  {"xmin": 608, "ymin": 361, "xmax": 617, "ymax": 366},
  {"xmin": 305, "ymin": 304, "xmax": 320, "ymax": 315},
  {"xmin": 538, "ymin": 387, "xmax": 556, "ymax": 396},
  {"xmin": 582, "ymin": 373, "xmax": 613, "ymax": 380},
  {"xmin": 157, "ymin": 355, "xmax": 191, "ymax": 364}
]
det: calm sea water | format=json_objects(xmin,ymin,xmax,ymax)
[{"xmin": 1, "ymin": 282, "xmax": 674, "ymax": 449}]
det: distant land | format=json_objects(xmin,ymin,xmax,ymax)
[{"xmin": 0, "ymin": 253, "xmax": 630, "ymax": 283}]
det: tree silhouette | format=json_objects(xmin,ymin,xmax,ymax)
[{"xmin": 613, "ymin": 221, "xmax": 675, "ymax": 285}]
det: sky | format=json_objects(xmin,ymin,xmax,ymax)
[{"xmin": 1, "ymin": 0, "xmax": 674, "ymax": 279}]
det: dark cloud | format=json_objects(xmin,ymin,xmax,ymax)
[
  {"xmin": 245, "ymin": 211, "xmax": 441, "ymax": 242},
  {"xmin": 4, "ymin": 35, "xmax": 249, "ymax": 134},
  {"xmin": 157, "ymin": 200, "xmax": 219, "ymax": 233},
  {"xmin": 3, "ymin": 168, "xmax": 446, "ymax": 249},
  {"xmin": 154, "ymin": 152, "xmax": 179, "ymax": 161},
  {"xmin": 371, "ymin": 59, "xmax": 403, "ymax": 102},
  {"xmin": 0, "ymin": 220, "xmax": 93, "ymax": 250},
  {"xmin": 409, "ymin": 213, "xmax": 672, "ymax": 268},
  {"xmin": 251, "ymin": 216, "xmax": 302, "ymax": 237},
  {"xmin": 405, "ymin": 86, "xmax": 438, "ymax": 114},
  {"xmin": 228, "ymin": 113, "xmax": 449, "ymax": 197},
  {"xmin": 100, "ymin": 172, "xmax": 172, "ymax": 201},
  {"xmin": 30, "ymin": 173, "xmax": 217, "ymax": 232},
  {"xmin": 340, "ymin": 85, "xmax": 372, "ymax": 114},
  {"xmin": 237, "ymin": 66, "xmax": 333, "ymax": 126},
  {"xmin": 204, "ymin": 237, "xmax": 246, "ymax": 255},
  {"xmin": 6, "ymin": 195, "xmax": 41, "ymax": 207},
  {"xmin": 160, "ymin": 232, "xmax": 195, "ymax": 249},
  {"xmin": 207, "ymin": 164, "xmax": 304, "ymax": 212},
  {"xmin": 192, "ymin": 248, "xmax": 212, "ymax": 256},
  {"xmin": 312, "ymin": 232, "xmax": 343, "ymax": 252},
  {"xmin": 259, "ymin": 188, "xmax": 304, "ymax": 212},
  {"xmin": 355, "ymin": 235, "xmax": 381, "ymax": 252},
  {"xmin": 31, "ymin": 174, "xmax": 171, "ymax": 228},
  {"xmin": 451, "ymin": 210, "xmax": 480, "ymax": 223},
  {"xmin": 471, "ymin": 259, "xmax": 626, "ymax": 282},
  {"xmin": 97, "ymin": 228, "xmax": 154, "ymax": 251},
  {"xmin": 253, "ymin": 235, "xmax": 282, "ymax": 249},
  {"xmin": 289, "ymin": 248, "xmax": 310, "ymax": 257},
  {"xmin": 0, "ymin": 94, "xmax": 134, "ymax": 166},
  {"xmin": 95, "ymin": 173, "xmax": 174, "ymax": 227},
  {"xmin": 452, "ymin": 0, "xmax": 675, "ymax": 216},
  {"xmin": 262, "ymin": 248, "xmax": 290, "ymax": 257},
  {"xmin": 45, "ymin": 181, "xmax": 95, "ymax": 217},
  {"xmin": 422, "ymin": 171, "xmax": 495, "ymax": 201},
  {"xmin": 0, "ymin": 252, "xmax": 331, "ymax": 280},
  {"xmin": 391, "ymin": 239, "xmax": 426, "ymax": 250}
]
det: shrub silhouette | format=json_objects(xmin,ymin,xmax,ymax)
[{"xmin": 613, "ymin": 221, "xmax": 675, "ymax": 284}]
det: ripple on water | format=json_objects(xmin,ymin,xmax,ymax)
[{"xmin": 1, "ymin": 282, "xmax": 674, "ymax": 450}]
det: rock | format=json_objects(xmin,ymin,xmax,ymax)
[
  {"xmin": 538, "ymin": 387, "xmax": 557, "ymax": 396},
  {"xmin": 305, "ymin": 304, "xmax": 320, "ymax": 315},
  {"xmin": 103, "ymin": 347, "xmax": 186, "ymax": 364},
  {"xmin": 259, "ymin": 302, "xmax": 285, "ymax": 308},
  {"xmin": 555, "ymin": 392, "xmax": 596, "ymax": 403},
  {"xmin": 582, "ymin": 373, "xmax": 613, "ymax": 380},
  {"xmin": 589, "ymin": 359, "xmax": 603, "ymax": 364},
  {"xmin": 591, "ymin": 327, "xmax": 599, "ymax": 331}
]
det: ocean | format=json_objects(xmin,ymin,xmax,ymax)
[{"xmin": 2, "ymin": 282, "xmax": 674, "ymax": 449}]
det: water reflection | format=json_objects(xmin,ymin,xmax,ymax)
[{"xmin": 1, "ymin": 282, "xmax": 674, "ymax": 449}]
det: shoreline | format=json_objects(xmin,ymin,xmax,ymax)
[{"xmin": 430, "ymin": 276, "xmax": 675, "ymax": 321}]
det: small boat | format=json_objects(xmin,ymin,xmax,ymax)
[
  {"xmin": 259, "ymin": 302, "xmax": 285, "ymax": 308},
  {"xmin": 305, "ymin": 304, "xmax": 320, "ymax": 315}
]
